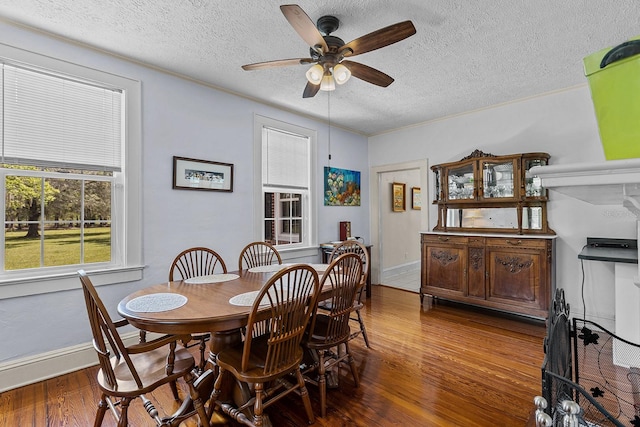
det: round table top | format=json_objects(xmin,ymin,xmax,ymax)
[
  {"xmin": 117, "ymin": 265, "xmax": 330, "ymax": 335},
  {"xmin": 118, "ymin": 269, "xmax": 273, "ymax": 334}
]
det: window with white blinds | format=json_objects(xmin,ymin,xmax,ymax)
[
  {"xmin": 2, "ymin": 64, "xmax": 122, "ymax": 171},
  {"xmin": 255, "ymin": 116, "xmax": 316, "ymax": 250},
  {"xmin": 0, "ymin": 44, "xmax": 141, "ymax": 298},
  {"xmin": 262, "ymin": 127, "xmax": 309, "ymax": 189}
]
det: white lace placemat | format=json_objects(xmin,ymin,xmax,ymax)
[
  {"xmin": 247, "ymin": 264, "xmax": 287, "ymax": 273},
  {"xmin": 184, "ymin": 273, "xmax": 239, "ymax": 284},
  {"xmin": 126, "ymin": 293, "xmax": 187, "ymax": 312},
  {"xmin": 229, "ymin": 290, "xmax": 266, "ymax": 307},
  {"xmin": 229, "ymin": 289, "xmax": 295, "ymax": 307},
  {"xmin": 307, "ymin": 263, "xmax": 329, "ymax": 272}
]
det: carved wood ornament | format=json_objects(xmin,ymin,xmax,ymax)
[
  {"xmin": 460, "ymin": 149, "xmax": 496, "ymax": 161},
  {"xmin": 469, "ymin": 248, "xmax": 484, "ymax": 271},
  {"xmin": 496, "ymin": 256, "xmax": 533, "ymax": 273},
  {"xmin": 431, "ymin": 250, "xmax": 459, "ymax": 266}
]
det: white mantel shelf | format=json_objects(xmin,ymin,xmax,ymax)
[{"xmin": 530, "ymin": 158, "xmax": 640, "ymax": 209}]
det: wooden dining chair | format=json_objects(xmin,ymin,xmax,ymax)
[
  {"xmin": 168, "ymin": 246, "xmax": 228, "ymax": 373},
  {"xmin": 210, "ymin": 264, "xmax": 320, "ymax": 426},
  {"xmin": 238, "ymin": 241, "xmax": 283, "ymax": 338},
  {"xmin": 303, "ymin": 252, "xmax": 363, "ymax": 417},
  {"xmin": 78, "ymin": 270, "xmax": 210, "ymax": 427},
  {"xmin": 170, "ymin": 246, "xmax": 228, "ymax": 281},
  {"xmin": 323, "ymin": 240, "xmax": 371, "ymax": 348},
  {"xmin": 238, "ymin": 241, "xmax": 282, "ymax": 271}
]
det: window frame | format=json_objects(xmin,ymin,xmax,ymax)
[
  {"xmin": 0, "ymin": 44, "xmax": 142, "ymax": 299},
  {"xmin": 264, "ymin": 190, "xmax": 306, "ymax": 246},
  {"xmin": 3, "ymin": 168, "xmax": 115, "ymax": 270},
  {"xmin": 254, "ymin": 115, "xmax": 317, "ymax": 252}
]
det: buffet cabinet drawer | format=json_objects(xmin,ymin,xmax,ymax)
[{"xmin": 485, "ymin": 237, "xmax": 548, "ymax": 250}]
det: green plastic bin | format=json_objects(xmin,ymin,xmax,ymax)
[{"xmin": 584, "ymin": 36, "xmax": 640, "ymax": 160}]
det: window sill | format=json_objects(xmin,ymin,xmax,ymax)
[
  {"xmin": 0, "ymin": 266, "xmax": 145, "ymax": 300},
  {"xmin": 278, "ymin": 245, "xmax": 321, "ymax": 262}
]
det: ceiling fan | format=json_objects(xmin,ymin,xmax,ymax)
[{"xmin": 241, "ymin": 4, "xmax": 417, "ymax": 98}]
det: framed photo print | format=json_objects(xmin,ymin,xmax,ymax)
[
  {"xmin": 411, "ymin": 187, "xmax": 421, "ymax": 210},
  {"xmin": 172, "ymin": 156, "xmax": 233, "ymax": 192},
  {"xmin": 392, "ymin": 182, "xmax": 406, "ymax": 212}
]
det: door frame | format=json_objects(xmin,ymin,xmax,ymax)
[{"xmin": 369, "ymin": 159, "xmax": 430, "ymax": 285}]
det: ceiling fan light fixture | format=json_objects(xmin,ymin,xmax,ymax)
[
  {"xmin": 333, "ymin": 63, "xmax": 351, "ymax": 85},
  {"xmin": 320, "ymin": 74, "xmax": 336, "ymax": 91},
  {"xmin": 305, "ymin": 64, "xmax": 324, "ymax": 85}
]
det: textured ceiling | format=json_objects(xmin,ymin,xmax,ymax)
[{"xmin": 0, "ymin": 1, "xmax": 639, "ymax": 135}]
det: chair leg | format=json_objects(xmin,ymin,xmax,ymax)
[
  {"xmin": 117, "ymin": 397, "xmax": 132, "ymax": 427},
  {"xmin": 210, "ymin": 368, "xmax": 224, "ymax": 418},
  {"xmin": 94, "ymin": 394, "xmax": 108, "ymax": 427},
  {"xmin": 356, "ymin": 309, "xmax": 370, "ymax": 348},
  {"xmin": 317, "ymin": 350, "xmax": 327, "ymax": 417},
  {"xmin": 169, "ymin": 381, "xmax": 180, "ymax": 401},
  {"xmin": 344, "ymin": 341, "xmax": 360, "ymax": 387},
  {"xmin": 166, "ymin": 341, "xmax": 181, "ymax": 401},
  {"xmin": 253, "ymin": 382, "xmax": 265, "ymax": 427},
  {"xmin": 185, "ymin": 371, "xmax": 211, "ymax": 427},
  {"xmin": 295, "ymin": 368, "xmax": 315, "ymax": 424},
  {"xmin": 198, "ymin": 336, "xmax": 208, "ymax": 373}
]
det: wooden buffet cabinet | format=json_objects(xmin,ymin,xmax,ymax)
[
  {"xmin": 420, "ymin": 150, "xmax": 555, "ymax": 319},
  {"xmin": 420, "ymin": 232, "xmax": 555, "ymax": 318}
]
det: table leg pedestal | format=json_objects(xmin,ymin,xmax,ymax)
[{"xmin": 158, "ymin": 328, "xmax": 242, "ymax": 426}]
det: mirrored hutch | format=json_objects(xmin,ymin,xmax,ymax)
[{"xmin": 421, "ymin": 150, "xmax": 555, "ymax": 319}]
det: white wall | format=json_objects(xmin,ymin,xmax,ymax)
[
  {"xmin": 369, "ymin": 87, "xmax": 638, "ymax": 326},
  {"xmin": 379, "ymin": 169, "xmax": 421, "ymax": 275},
  {"xmin": 0, "ymin": 21, "xmax": 369, "ymax": 363}
]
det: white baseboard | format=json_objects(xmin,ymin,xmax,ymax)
[
  {"xmin": 0, "ymin": 331, "xmax": 154, "ymax": 393},
  {"xmin": 381, "ymin": 261, "xmax": 420, "ymax": 281},
  {"xmin": 570, "ymin": 311, "xmax": 616, "ymax": 333}
]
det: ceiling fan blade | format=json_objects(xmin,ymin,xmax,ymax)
[
  {"xmin": 302, "ymin": 81, "xmax": 320, "ymax": 98},
  {"xmin": 242, "ymin": 58, "xmax": 315, "ymax": 71},
  {"xmin": 342, "ymin": 60, "xmax": 394, "ymax": 87},
  {"xmin": 280, "ymin": 4, "xmax": 328, "ymax": 54},
  {"xmin": 340, "ymin": 21, "xmax": 416, "ymax": 57}
]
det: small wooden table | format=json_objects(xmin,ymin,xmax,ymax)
[
  {"xmin": 320, "ymin": 241, "xmax": 372, "ymax": 298},
  {"xmin": 117, "ymin": 265, "xmax": 329, "ymax": 426}
]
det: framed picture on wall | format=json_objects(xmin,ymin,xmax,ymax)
[
  {"xmin": 172, "ymin": 156, "xmax": 234, "ymax": 192},
  {"xmin": 411, "ymin": 187, "xmax": 421, "ymax": 210},
  {"xmin": 324, "ymin": 167, "xmax": 361, "ymax": 206},
  {"xmin": 392, "ymin": 182, "xmax": 406, "ymax": 212}
]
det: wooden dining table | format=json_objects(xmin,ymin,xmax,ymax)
[{"xmin": 117, "ymin": 263, "xmax": 329, "ymax": 426}]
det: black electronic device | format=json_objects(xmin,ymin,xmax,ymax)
[{"xmin": 586, "ymin": 237, "xmax": 637, "ymax": 249}]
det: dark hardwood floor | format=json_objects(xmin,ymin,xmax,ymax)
[{"xmin": 0, "ymin": 285, "xmax": 546, "ymax": 426}]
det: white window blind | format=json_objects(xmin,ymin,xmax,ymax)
[
  {"xmin": 2, "ymin": 63, "xmax": 122, "ymax": 171},
  {"xmin": 262, "ymin": 126, "xmax": 309, "ymax": 188}
]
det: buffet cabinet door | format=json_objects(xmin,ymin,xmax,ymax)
[
  {"xmin": 421, "ymin": 235, "xmax": 468, "ymax": 298},
  {"xmin": 485, "ymin": 238, "xmax": 549, "ymax": 315}
]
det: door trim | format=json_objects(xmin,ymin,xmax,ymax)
[{"xmin": 369, "ymin": 159, "xmax": 430, "ymax": 285}]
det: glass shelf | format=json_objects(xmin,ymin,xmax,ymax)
[
  {"xmin": 481, "ymin": 160, "xmax": 514, "ymax": 199},
  {"xmin": 447, "ymin": 164, "xmax": 474, "ymax": 200},
  {"xmin": 524, "ymin": 158, "xmax": 547, "ymax": 197}
]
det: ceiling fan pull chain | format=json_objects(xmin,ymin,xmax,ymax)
[{"xmin": 328, "ymin": 90, "xmax": 332, "ymax": 164}]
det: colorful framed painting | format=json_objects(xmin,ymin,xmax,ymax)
[
  {"xmin": 324, "ymin": 167, "xmax": 361, "ymax": 206},
  {"xmin": 392, "ymin": 182, "xmax": 406, "ymax": 212}
]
